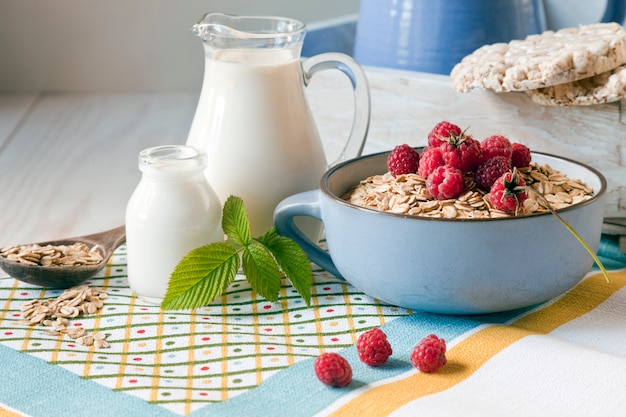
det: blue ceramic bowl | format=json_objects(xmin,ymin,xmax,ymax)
[{"xmin": 274, "ymin": 151, "xmax": 607, "ymax": 315}]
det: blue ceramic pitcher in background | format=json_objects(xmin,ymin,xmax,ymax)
[{"xmin": 354, "ymin": 0, "xmax": 626, "ymax": 75}]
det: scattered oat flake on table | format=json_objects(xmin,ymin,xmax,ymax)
[{"xmin": 18, "ymin": 285, "xmax": 110, "ymax": 349}]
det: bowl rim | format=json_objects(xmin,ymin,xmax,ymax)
[{"xmin": 321, "ymin": 149, "xmax": 607, "ymax": 222}]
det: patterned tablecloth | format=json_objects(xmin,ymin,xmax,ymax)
[{"xmin": 1, "ymin": 236, "xmax": 626, "ymax": 417}]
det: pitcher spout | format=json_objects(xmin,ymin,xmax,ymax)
[{"xmin": 191, "ymin": 12, "xmax": 305, "ymax": 50}]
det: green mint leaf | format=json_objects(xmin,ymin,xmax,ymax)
[
  {"xmin": 161, "ymin": 195, "xmax": 314, "ymax": 311},
  {"xmin": 161, "ymin": 242, "xmax": 240, "ymax": 310},
  {"xmin": 222, "ymin": 195, "xmax": 251, "ymax": 246},
  {"xmin": 242, "ymin": 242, "xmax": 282, "ymax": 302},
  {"xmin": 258, "ymin": 228, "xmax": 312, "ymax": 306}
]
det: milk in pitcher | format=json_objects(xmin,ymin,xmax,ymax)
[{"xmin": 186, "ymin": 49, "xmax": 327, "ymax": 236}]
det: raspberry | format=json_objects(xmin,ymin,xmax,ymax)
[
  {"xmin": 426, "ymin": 165, "xmax": 465, "ymax": 200},
  {"xmin": 427, "ymin": 121, "xmax": 462, "ymax": 148},
  {"xmin": 387, "ymin": 144, "xmax": 420, "ymax": 177},
  {"xmin": 417, "ymin": 147, "xmax": 445, "ymax": 178},
  {"xmin": 489, "ymin": 169, "xmax": 529, "ymax": 213},
  {"xmin": 314, "ymin": 353, "xmax": 352, "ymax": 387},
  {"xmin": 511, "ymin": 142, "xmax": 532, "ymax": 168},
  {"xmin": 356, "ymin": 328, "xmax": 392, "ymax": 367},
  {"xmin": 410, "ymin": 334, "xmax": 447, "ymax": 373},
  {"xmin": 481, "ymin": 135, "xmax": 512, "ymax": 162},
  {"xmin": 439, "ymin": 134, "xmax": 483, "ymax": 173},
  {"xmin": 475, "ymin": 156, "xmax": 512, "ymax": 190}
]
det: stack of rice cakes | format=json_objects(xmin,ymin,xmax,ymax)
[{"xmin": 451, "ymin": 22, "xmax": 626, "ymax": 106}]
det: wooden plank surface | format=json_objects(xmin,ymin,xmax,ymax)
[
  {"xmin": 0, "ymin": 93, "xmax": 197, "ymax": 247},
  {"xmin": 0, "ymin": 95, "xmax": 37, "ymax": 147}
]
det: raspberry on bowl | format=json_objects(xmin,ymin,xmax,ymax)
[
  {"xmin": 439, "ymin": 134, "xmax": 483, "ymax": 173},
  {"xmin": 489, "ymin": 169, "xmax": 529, "ymax": 213},
  {"xmin": 481, "ymin": 134, "xmax": 512, "ymax": 162},
  {"xmin": 418, "ymin": 146, "xmax": 445, "ymax": 178},
  {"xmin": 426, "ymin": 165, "xmax": 465, "ymax": 200},
  {"xmin": 511, "ymin": 142, "xmax": 532, "ymax": 168},
  {"xmin": 427, "ymin": 121, "xmax": 462, "ymax": 148},
  {"xmin": 387, "ymin": 143, "xmax": 420, "ymax": 177},
  {"xmin": 475, "ymin": 155, "xmax": 512, "ymax": 190}
]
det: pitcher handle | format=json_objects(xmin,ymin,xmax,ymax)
[
  {"xmin": 273, "ymin": 190, "xmax": 343, "ymax": 279},
  {"xmin": 601, "ymin": 0, "xmax": 626, "ymax": 24},
  {"xmin": 302, "ymin": 52, "xmax": 371, "ymax": 166}
]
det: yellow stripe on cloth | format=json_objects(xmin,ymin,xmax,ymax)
[
  {"xmin": 0, "ymin": 404, "xmax": 30, "ymax": 417},
  {"xmin": 329, "ymin": 270, "xmax": 626, "ymax": 417}
]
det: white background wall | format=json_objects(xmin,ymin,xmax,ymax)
[
  {"xmin": 0, "ymin": 0, "xmax": 360, "ymax": 93},
  {"xmin": 1, "ymin": 0, "xmax": 620, "ymax": 93}
]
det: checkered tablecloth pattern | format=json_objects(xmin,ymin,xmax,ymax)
[{"xmin": 0, "ymin": 245, "xmax": 411, "ymax": 416}]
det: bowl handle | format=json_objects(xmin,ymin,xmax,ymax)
[{"xmin": 273, "ymin": 190, "xmax": 343, "ymax": 278}]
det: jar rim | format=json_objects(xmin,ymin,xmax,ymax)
[{"xmin": 139, "ymin": 145, "xmax": 207, "ymax": 173}]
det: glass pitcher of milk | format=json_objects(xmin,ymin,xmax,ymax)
[{"xmin": 186, "ymin": 13, "xmax": 370, "ymax": 237}]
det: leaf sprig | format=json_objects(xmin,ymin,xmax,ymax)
[{"xmin": 160, "ymin": 196, "xmax": 312, "ymax": 310}]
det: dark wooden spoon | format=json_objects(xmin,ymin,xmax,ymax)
[{"xmin": 0, "ymin": 225, "xmax": 126, "ymax": 288}]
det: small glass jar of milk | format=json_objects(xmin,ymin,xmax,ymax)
[{"xmin": 125, "ymin": 145, "xmax": 223, "ymax": 304}]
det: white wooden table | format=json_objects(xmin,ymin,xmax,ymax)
[{"xmin": 1, "ymin": 67, "xmax": 624, "ymax": 250}]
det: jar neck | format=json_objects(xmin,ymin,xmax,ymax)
[{"xmin": 138, "ymin": 145, "xmax": 207, "ymax": 179}]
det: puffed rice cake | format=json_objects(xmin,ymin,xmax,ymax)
[
  {"xmin": 524, "ymin": 63, "xmax": 626, "ymax": 105},
  {"xmin": 450, "ymin": 22, "xmax": 626, "ymax": 94}
]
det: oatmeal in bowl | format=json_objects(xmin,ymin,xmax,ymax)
[{"xmin": 344, "ymin": 161, "xmax": 594, "ymax": 219}]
